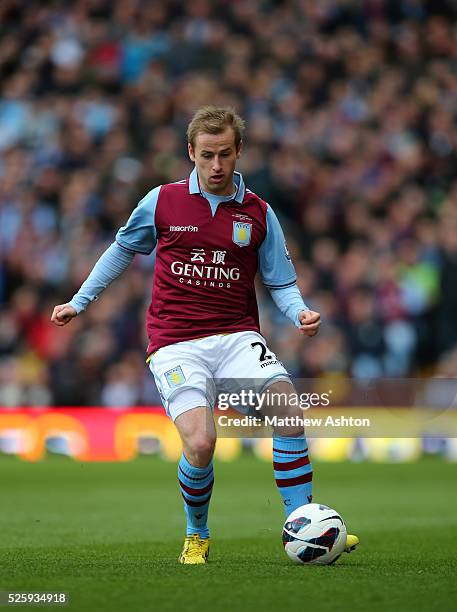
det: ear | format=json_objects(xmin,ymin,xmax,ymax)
[
  {"xmin": 236, "ymin": 140, "xmax": 243, "ymax": 159},
  {"xmin": 188, "ymin": 142, "xmax": 195, "ymax": 162}
]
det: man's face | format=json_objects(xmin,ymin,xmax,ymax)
[{"xmin": 188, "ymin": 127, "xmax": 242, "ymax": 196}]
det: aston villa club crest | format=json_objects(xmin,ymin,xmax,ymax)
[
  {"xmin": 164, "ymin": 366, "xmax": 186, "ymax": 388},
  {"xmin": 232, "ymin": 221, "xmax": 252, "ymax": 247}
]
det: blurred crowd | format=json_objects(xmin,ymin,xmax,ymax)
[{"xmin": 1, "ymin": 0, "xmax": 457, "ymax": 407}]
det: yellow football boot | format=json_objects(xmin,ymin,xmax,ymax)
[
  {"xmin": 178, "ymin": 534, "xmax": 210, "ymax": 564},
  {"xmin": 344, "ymin": 534, "xmax": 360, "ymax": 553}
]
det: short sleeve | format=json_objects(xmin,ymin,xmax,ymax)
[
  {"xmin": 258, "ymin": 204, "xmax": 297, "ymax": 289},
  {"xmin": 115, "ymin": 186, "xmax": 161, "ymax": 255}
]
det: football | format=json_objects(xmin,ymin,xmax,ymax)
[{"xmin": 282, "ymin": 503, "xmax": 347, "ymax": 565}]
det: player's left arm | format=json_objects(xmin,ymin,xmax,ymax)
[{"xmin": 258, "ymin": 205, "xmax": 320, "ymax": 337}]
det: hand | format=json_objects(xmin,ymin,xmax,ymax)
[
  {"xmin": 51, "ymin": 303, "xmax": 78, "ymax": 326},
  {"xmin": 298, "ymin": 309, "xmax": 321, "ymax": 337}
]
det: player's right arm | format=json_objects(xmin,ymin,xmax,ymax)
[{"xmin": 51, "ymin": 186, "xmax": 161, "ymax": 326}]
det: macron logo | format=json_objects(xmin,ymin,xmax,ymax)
[{"xmin": 169, "ymin": 225, "xmax": 199, "ymax": 232}]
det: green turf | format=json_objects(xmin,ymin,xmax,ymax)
[{"xmin": 0, "ymin": 455, "xmax": 456, "ymax": 612}]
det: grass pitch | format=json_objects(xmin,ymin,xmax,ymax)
[{"xmin": 0, "ymin": 454, "xmax": 456, "ymax": 612}]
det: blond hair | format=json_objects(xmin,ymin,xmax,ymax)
[{"xmin": 187, "ymin": 106, "xmax": 245, "ymax": 149}]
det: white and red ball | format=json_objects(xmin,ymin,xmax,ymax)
[{"xmin": 282, "ymin": 503, "xmax": 347, "ymax": 565}]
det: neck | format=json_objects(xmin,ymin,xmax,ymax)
[{"xmin": 203, "ymin": 184, "xmax": 236, "ymax": 197}]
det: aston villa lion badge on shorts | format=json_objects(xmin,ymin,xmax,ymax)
[
  {"xmin": 164, "ymin": 366, "xmax": 186, "ymax": 388},
  {"xmin": 232, "ymin": 221, "xmax": 252, "ymax": 247}
]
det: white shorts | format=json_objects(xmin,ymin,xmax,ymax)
[{"xmin": 148, "ymin": 331, "xmax": 291, "ymax": 421}]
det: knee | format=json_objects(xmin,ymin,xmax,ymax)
[{"xmin": 184, "ymin": 434, "xmax": 216, "ymax": 467}]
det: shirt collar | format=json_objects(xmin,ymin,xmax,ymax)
[{"xmin": 189, "ymin": 167, "xmax": 245, "ymax": 204}]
